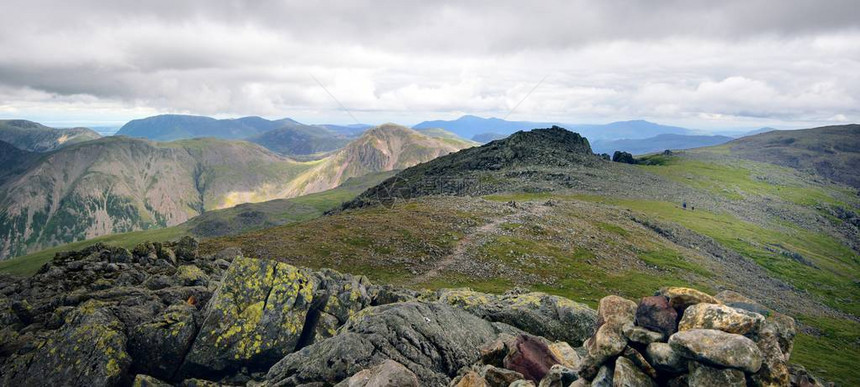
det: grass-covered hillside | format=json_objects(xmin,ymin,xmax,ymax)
[
  {"xmin": 199, "ymin": 127, "xmax": 859, "ymax": 384},
  {"xmin": 0, "ymin": 123, "xmax": 470, "ymax": 260},
  {"xmin": 0, "ymin": 170, "xmax": 394, "ymax": 276},
  {"xmin": 2, "ymin": 125, "xmax": 857, "ymax": 383},
  {"xmin": 719, "ymin": 124, "xmax": 860, "ymax": 188}
]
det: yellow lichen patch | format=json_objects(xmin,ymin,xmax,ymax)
[{"xmin": 197, "ymin": 257, "xmax": 317, "ymax": 364}]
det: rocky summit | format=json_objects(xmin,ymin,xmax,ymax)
[{"xmin": 0, "ymin": 239, "xmax": 828, "ymax": 386}]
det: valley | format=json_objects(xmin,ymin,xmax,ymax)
[{"xmin": 0, "ymin": 124, "xmax": 472, "ymax": 259}]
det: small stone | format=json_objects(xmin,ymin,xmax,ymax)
[
  {"xmin": 483, "ymin": 365, "xmax": 524, "ymax": 387},
  {"xmin": 688, "ymin": 361, "xmax": 746, "ymax": 387},
  {"xmin": 585, "ymin": 322, "xmax": 628, "ymax": 365},
  {"xmin": 765, "ymin": 313, "xmax": 796, "ymax": 360},
  {"xmin": 645, "ymin": 342, "xmax": 686, "ymax": 374},
  {"xmin": 503, "ymin": 335, "xmax": 561, "ymax": 382},
  {"xmin": 537, "ymin": 364, "xmax": 577, "ymax": 387},
  {"xmin": 660, "ymin": 287, "xmax": 721, "ymax": 311},
  {"xmin": 335, "ymin": 359, "xmax": 419, "ymax": 387},
  {"xmin": 175, "ymin": 265, "xmax": 209, "ymax": 287},
  {"xmin": 635, "ymin": 295, "xmax": 678, "ymax": 337},
  {"xmin": 623, "ymin": 324, "xmax": 665, "ymax": 345},
  {"xmin": 597, "ymin": 295, "xmax": 637, "ymax": 327},
  {"xmin": 548, "ymin": 341, "xmax": 581, "ymax": 369},
  {"xmin": 613, "ymin": 356, "xmax": 656, "ymax": 387},
  {"xmin": 750, "ymin": 325, "xmax": 790, "ymax": 387},
  {"xmin": 509, "ymin": 380, "xmax": 536, "ymax": 387},
  {"xmin": 622, "ymin": 346, "xmax": 658, "ymax": 380},
  {"xmin": 678, "ymin": 303, "xmax": 764, "ymax": 335},
  {"xmin": 452, "ymin": 371, "xmax": 490, "ymax": 387},
  {"xmin": 132, "ymin": 374, "xmax": 172, "ymax": 387},
  {"xmin": 669, "ymin": 329, "xmax": 763, "ymax": 373},
  {"xmin": 591, "ymin": 365, "xmax": 613, "ymax": 387},
  {"xmin": 479, "ymin": 334, "xmax": 516, "ymax": 367}
]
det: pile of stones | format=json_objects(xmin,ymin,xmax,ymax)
[{"xmin": 443, "ymin": 286, "xmax": 821, "ymax": 387}]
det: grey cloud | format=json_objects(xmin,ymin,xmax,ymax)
[{"xmin": 0, "ymin": 0, "xmax": 857, "ymax": 128}]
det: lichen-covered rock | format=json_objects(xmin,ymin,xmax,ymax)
[
  {"xmin": 174, "ymin": 236, "xmax": 200, "ymax": 262},
  {"xmin": 669, "ymin": 329, "xmax": 763, "ymax": 373},
  {"xmin": 310, "ymin": 269, "xmax": 375, "ymax": 344},
  {"xmin": 334, "ymin": 359, "xmax": 419, "ymax": 387},
  {"xmin": 635, "ymin": 295, "xmax": 677, "ymax": 337},
  {"xmin": 660, "ymin": 287, "xmax": 720, "ymax": 311},
  {"xmin": 613, "ymin": 356, "xmax": 656, "ymax": 387},
  {"xmin": 645, "ymin": 342, "xmax": 686, "ymax": 374},
  {"xmin": 764, "ymin": 313, "xmax": 796, "ymax": 360},
  {"xmin": 750, "ymin": 323, "xmax": 790, "ymax": 387},
  {"xmin": 439, "ymin": 289, "xmax": 597, "ymax": 345},
  {"xmin": 687, "ymin": 361, "xmax": 745, "ymax": 387},
  {"xmin": 503, "ymin": 334, "xmax": 561, "ymax": 382},
  {"xmin": 596, "ymin": 295, "xmax": 637, "ymax": 327},
  {"xmin": 548, "ymin": 341, "xmax": 581, "ymax": 369},
  {"xmin": 182, "ymin": 257, "xmax": 318, "ymax": 377},
  {"xmin": 266, "ymin": 302, "xmax": 511, "ymax": 386},
  {"xmin": 622, "ymin": 346, "xmax": 658, "ymax": 380},
  {"xmin": 1, "ymin": 300, "xmax": 131, "ymax": 387},
  {"xmin": 175, "ymin": 265, "xmax": 209, "ymax": 287},
  {"xmin": 678, "ymin": 303, "xmax": 764, "ymax": 335},
  {"xmin": 623, "ymin": 324, "xmax": 664, "ymax": 345},
  {"xmin": 585, "ymin": 318, "xmax": 630, "ymax": 364},
  {"xmin": 591, "ymin": 365, "xmax": 613, "ymax": 387},
  {"xmin": 128, "ymin": 303, "xmax": 198, "ymax": 379},
  {"xmin": 132, "ymin": 374, "xmax": 173, "ymax": 387}
]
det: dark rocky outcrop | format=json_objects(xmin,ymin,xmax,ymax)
[
  {"xmin": 265, "ymin": 302, "xmax": 513, "ymax": 386},
  {"xmin": 0, "ymin": 243, "xmax": 818, "ymax": 386}
]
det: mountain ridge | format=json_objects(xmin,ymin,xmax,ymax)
[
  {"xmin": 0, "ymin": 123, "xmax": 473, "ymax": 259},
  {"xmin": 0, "ymin": 119, "xmax": 101, "ymax": 152}
]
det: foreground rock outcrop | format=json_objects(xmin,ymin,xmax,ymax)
[{"xmin": 0, "ymin": 240, "xmax": 826, "ymax": 386}]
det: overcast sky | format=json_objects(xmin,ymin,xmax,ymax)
[{"xmin": 0, "ymin": 0, "xmax": 858, "ymax": 130}]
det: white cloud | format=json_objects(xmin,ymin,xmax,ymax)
[{"xmin": 0, "ymin": 0, "xmax": 857, "ymax": 129}]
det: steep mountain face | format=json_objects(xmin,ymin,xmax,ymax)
[
  {"xmin": 0, "ymin": 140, "xmax": 37, "ymax": 185},
  {"xmin": 722, "ymin": 124, "xmax": 860, "ymax": 188},
  {"xmin": 591, "ymin": 133, "xmax": 733, "ymax": 155},
  {"xmin": 116, "ymin": 114, "xmax": 300, "ymax": 141},
  {"xmin": 0, "ymin": 136, "xmax": 312, "ymax": 259},
  {"xmin": 284, "ymin": 124, "xmax": 476, "ymax": 197},
  {"xmin": 0, "ymin": 120, "xmax": 101, "ymax": 152},
  {"xmin": 0, "ymin": 124, "xmax": 471, "ymax": 260}
]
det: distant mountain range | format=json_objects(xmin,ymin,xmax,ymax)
[
  {"xmin": 0, "ymin": 120, "xmax": 101, "ymax": 152},
  {"xmin": 591, "ymin": 133, "xmax": 734, "ymax": 155},
  {"xmin": 413, "ymin": 115, "xmax": 694, "ymax": 141},
  {"xmin": 115, "ymin": 115, "xmax": 378, "ymax": 158},
  {"xmin": 0, "ymin": 123, "xmax": 473, "ymax": 259}
]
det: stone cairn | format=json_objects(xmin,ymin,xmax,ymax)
[{"xmin": 447, "ymin": 287, "xmax": 819, "ymax": 387}]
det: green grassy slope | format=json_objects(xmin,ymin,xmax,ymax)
[
  {"xmin": 0, "ymin": 171, "xmax": 394, "ymax": 277},
  {"xmin": 199, "ymin": 144, "xmax": 858, "ymax": 384}
]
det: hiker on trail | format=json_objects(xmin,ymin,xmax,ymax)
[{"xmin": 682, "ymin": 201, "xmax": 687, "ymax": 210}]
